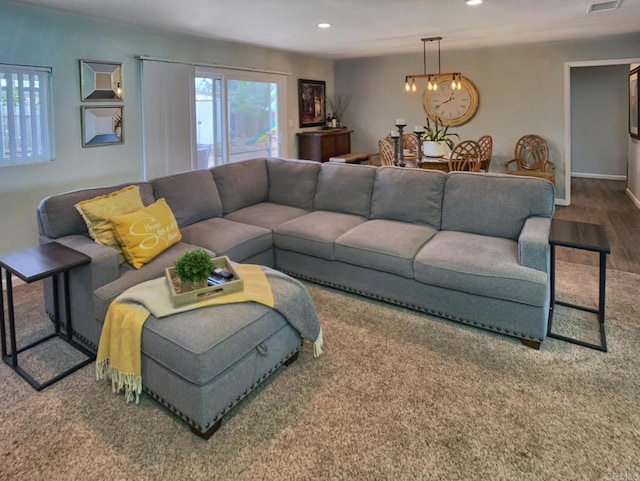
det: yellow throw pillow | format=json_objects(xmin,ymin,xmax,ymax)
[
  {"xmin": 112, "ymin": 198, "xmax": 182, "ymax": 269},
  {"xmin": 75, "ymin": 185, "xmax": 145, "ymax": 264}
]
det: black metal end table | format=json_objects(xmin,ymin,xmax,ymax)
[
  {"xmin": 547, "ymin": 219, "xmax": 610, "ymax": 352},
  {"xmin": 0, "ymin": 242, "xmax": 95, "ymax": 390}
]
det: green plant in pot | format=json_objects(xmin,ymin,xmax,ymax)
[
  {"xmin": 174, "ymin": 248, "xmax": 213, "ymax": 292},
  {"xmin": 423, "ymin": 116, "xmax": 459, "ymax": 158}
]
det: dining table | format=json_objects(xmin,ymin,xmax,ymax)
[
  {"xmin": 398, "ymin": 152, "xmax": 488, "ymax": 172},
  {"xmin": 398, "ymin": 153, "xmax": 451, "ymax": 172}
]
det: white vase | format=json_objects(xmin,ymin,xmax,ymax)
[{"xmin": 423, "ymin": 141, "xmax": 449, "ymax": 158}]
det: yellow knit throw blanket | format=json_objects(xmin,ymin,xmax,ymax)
[{"xmin": 96, "ymin": 264, "xmax": 280, "ymax": 403}]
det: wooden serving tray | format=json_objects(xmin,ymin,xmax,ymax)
[{"xmin": 165, "ymin": 256, "xmax": 243, "ymax": 308}]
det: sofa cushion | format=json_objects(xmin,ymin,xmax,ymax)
[
  {"xmin": 211, "ymin": 158, "xmax": 268, "ymax": 214},
  {"xmin": 151, "ymin": 170, "xmax": 222, "ymax": 227},
  {"xmin": 371, "ymin": 167, "xmax": 446, "ymax": 228},
  {"xmin": 224, "ymin": 202, "xmax": 310, "ymax": 230},
  {"xmin": 74, "ymin": 185, "xmax": 145, "ymax": 264},
  {"xmin": 267, "ymin": 157, "xmax": 320, "ymax": 209},
  {"xmin": 38, "ymin": 182, "xmax": 155, "ymax": 239},
  {"xmin": 313, "ymin": 163, "xmax": 377, "ymax": 218},
  {"xmin": 274, "ymin": 210, "xmax": 367, "ymax": 260},
  {"xmin": 441, "ymin": 173, "xmax": 555, "ymax": 240},
  {"xmin": 180, "ymin": 217, "xmax": 272, "ymax": 263},
  {"xmin": 413, "ymin": 231, "xmax": 548, "ymax": 306},
  {"xmin": 335, "ymin": 219, "xmax": 438, "ymax": 278},
  {"xmin": 112, "ymin": 199, "xmax": 182, "ymax": 269}
]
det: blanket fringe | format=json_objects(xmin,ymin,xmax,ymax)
[
  {"xmin": 313, "ymin": 327, "xmax": 324, "ymax": 358},
  {"xmin": 95, "ymin": 358, "xmax": 141, "ymax": 404},
  {"xmin": 95, "ymin": 358, "xmax": 109, "ymax": 381}
]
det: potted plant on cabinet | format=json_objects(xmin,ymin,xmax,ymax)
[
  {"xmin": 174, "ymin": 248, "xmax": 213, "ymax": 292},
  {"xmin": 423, "ymin": 116, "xmax": 459, "ymax": 158}
]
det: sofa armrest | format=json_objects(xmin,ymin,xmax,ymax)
[
  {"xmin": 47, "ymin": 235, "xmax": 120, "ymax": 288},
  {"xmin": 518, "ymin": 217, "xmax": 551, "ymax": 273}
]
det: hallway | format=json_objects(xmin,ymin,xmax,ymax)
[{"xmin": 553, "ymin": 177, "xmax": 640, "ymax": 273}]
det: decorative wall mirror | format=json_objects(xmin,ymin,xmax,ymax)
[
  {"xmin": 80, "ymin": 60, "xmax": 123, "ymax": 101},
  {"xmin": 81, "ymin": 106, "xmax": 123, "ymax": 147}
]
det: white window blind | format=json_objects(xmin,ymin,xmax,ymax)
[
  {"xmin": 141, "ymin": 60, "xmax": 195, "ymax": 179},
  {"xmin": 0, "ymin": 64, "xmax": 55, "ymax": 167}
]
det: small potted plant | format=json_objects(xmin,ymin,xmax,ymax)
[
  {"xmin": 423, "ymin": 116, "xmax": 459, "ymax": 158},
  {"xmin": 174, "ymin": 248, "xmax": 213, "ymax": 292}
]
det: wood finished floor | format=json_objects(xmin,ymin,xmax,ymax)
[{"xmin": 553, "ymin": 177, "xmax": 640, "ymax": 274}]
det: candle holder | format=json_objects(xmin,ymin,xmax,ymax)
[
  {"xmin": 414, "ymin": 128, "xmax": 425, "ymax": 165},
  {"xmin": 390, "ymin": 132, "xmax": 400, "ymax": 166},
  {"xmin": 395, "ymin": 122, "xmax": 407, "ymax": 167}
]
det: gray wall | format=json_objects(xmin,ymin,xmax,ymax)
[
  {"xmin": 336, "ymin": 33, "xmax": 640, "ymax": 201},
  {"xmin": 571, "ymin": 65, "xmax": 629, "ymax": 178},
  {"xmin": 0, "ymin": 1, "xmax": 334, "ymax": 256}
]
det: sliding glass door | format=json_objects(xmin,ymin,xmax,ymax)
[{"xmin": 195, "ymin": 69, "xmax": 286, "ymax": 167}]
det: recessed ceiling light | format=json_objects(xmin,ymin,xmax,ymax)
[
  {"xmin": 466, "ymin": 0, "xmax": 483, "ymax": 5},
  {"xmin": 317, "ymin": 22, "xmax": 332, "ymax": 29}
]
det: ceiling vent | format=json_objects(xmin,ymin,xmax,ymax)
[{"xmin": 587, "ymin": 1, "xmax": 621, "ymax": 13}]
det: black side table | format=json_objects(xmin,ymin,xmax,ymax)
[
  {"xmin": 0, "ymin": 242, "xmax": 94, "ymax": 390},
  {"xmin": 547, "ymin": 219, "xmax": 610, "ymax": 352}
]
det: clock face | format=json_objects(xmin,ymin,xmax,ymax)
[{"xmin": 422, "ymin": 75, "xmax": 479, "ymax": 127}]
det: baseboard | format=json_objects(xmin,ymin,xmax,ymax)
[
  {"xmin": 571, "ymin": 172, "xmax": 627, "ymax": 181},
  {"xmin": 626, "ymin": 188, "xmax": 640, "ymax": 211}
]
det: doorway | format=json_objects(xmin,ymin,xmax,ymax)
[
  {"xmin": 195, "ymin": 68, "xmax": 286, "ymax": 167},
  {"xmin": 563, "ymin": 57, "xmax": 640, "ymax": 205}
]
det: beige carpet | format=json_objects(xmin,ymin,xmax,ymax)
[{"xmin": 0, "ymin": 261, "xmax": 638, "ymax": 481}]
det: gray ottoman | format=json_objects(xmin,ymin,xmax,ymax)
[{"xmin": 139, "ymin": 299, "xmax": 303, "ymax": 439}]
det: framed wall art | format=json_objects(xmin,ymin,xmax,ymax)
[
  {"xmin": 630, "ymin": 66, "xmax": 639, "ymax": 140},
  {"xmin": 81, "ymin": 106, "xmax": 123, "ymax": 147},
  {"xmin": 298, "ymin": 79, "xmax": 326, "ymax": 128},
  {"xmin": 80, "ymin": 60, "xmax": 123, "ymax": 101}
]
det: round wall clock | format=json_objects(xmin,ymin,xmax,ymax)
[{"xmin": 422, "ymin": 75, "xmax": 479, "ymax": 127}]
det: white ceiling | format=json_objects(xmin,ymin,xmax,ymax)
[{"xmin": 13, "ymin": 0, "xmax": 640, "ymax": 59}]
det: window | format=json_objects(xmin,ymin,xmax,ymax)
[
  {"xmin": 0, "ymin": 64, "xmax": 55, "ymax": 167},
  {"xmin": 195, "ymin": 68, "xmax": 286, "ymax": 167}
]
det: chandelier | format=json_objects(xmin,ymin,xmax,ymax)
[{"xmin": 404, "ymin": 37, "xmax": 462, "ymax": 93}]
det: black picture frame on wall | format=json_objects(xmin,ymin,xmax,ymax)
[
  {"xmin": 298, "ymin": 79, "xmax": 326, "ymax": 128},
  {"xmin": 630, "ymin": 66, "xmax": 639, "ymax": 140}
]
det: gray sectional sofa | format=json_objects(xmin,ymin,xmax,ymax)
[
  {"xmin": 37, "ymin": 157, "xmax": 555, "ymax": 352},
  {"xmin": 36, "ymin": 157, "xmax": 555, "ymax": 435}
]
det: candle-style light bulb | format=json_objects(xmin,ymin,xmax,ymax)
[
  {"xmin": 457, "ymin": 80, "xmax": 462, "ymax": 90},
  {"xmin": 405, "ymin": 81, "xmax": 410, "ymax": 92},
  {"xmin": 433, "ymin": 82, "xmax": 438, "ymax": 91},
  {"xmin": 411, "ymin": 79, "xmax": 417, "ymax": 92}
]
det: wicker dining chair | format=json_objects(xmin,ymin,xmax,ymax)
[
  {"xmin": 448, "ymin": 140, "xmax": 482, "ymax": 172},
  {"xmin": 477, "ymin": 135, "xmax": 493, "ymax": 171},
  {"xmin": 378, "ymin": 139, "xmax": 395, "ymax": 166},
  {"xmin": 504, "ymin": 134, "xmax": 556, "ymax": 183}
]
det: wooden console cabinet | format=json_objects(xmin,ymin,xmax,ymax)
[{"xmin": 296, "ymin": 129, "xmax": 352, "ymax": 162}]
